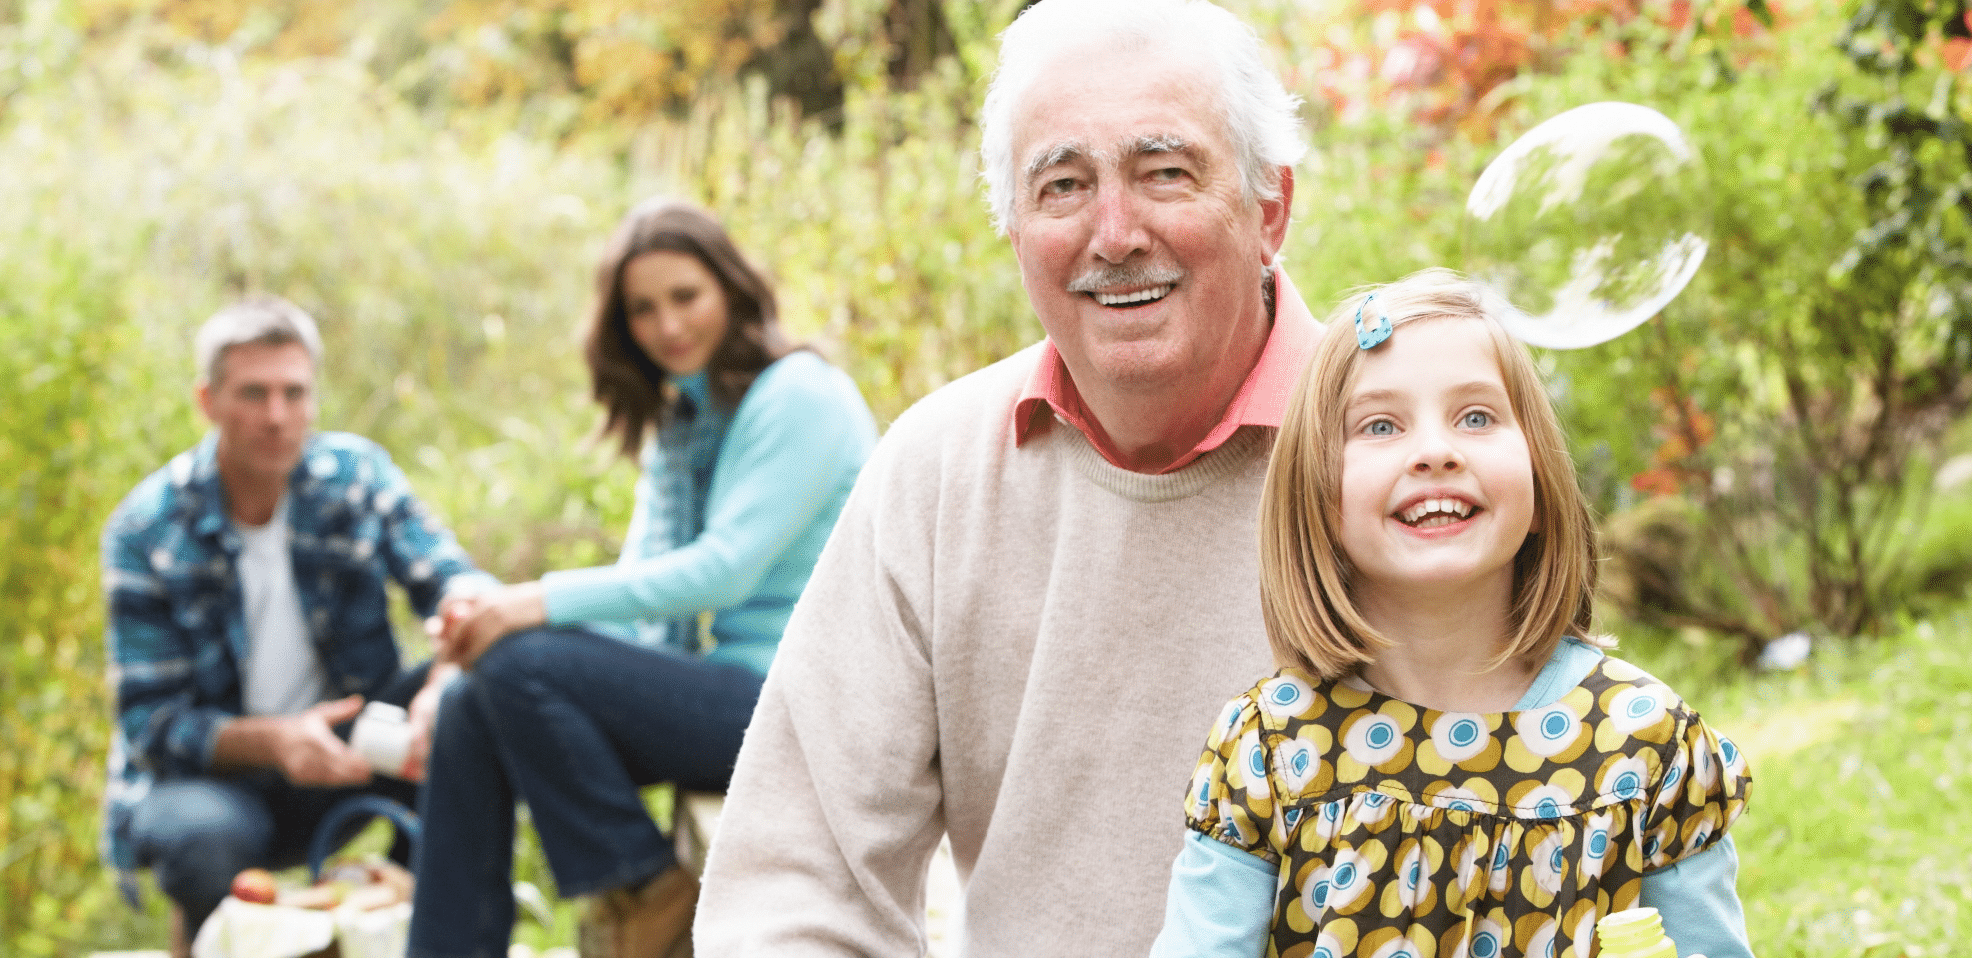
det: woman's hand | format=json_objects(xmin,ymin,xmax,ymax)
[{"xmin": 438, "ymin": 582, "xmax": 549, "ymax": 669}]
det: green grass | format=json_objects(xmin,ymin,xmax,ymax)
[
  {"xmin": 1738, "ymin": 622, "xmax": 1971, "ymax": 957},
  {"xmin": 1606, "ymin": 610, "xmax": 1972, "ymax": 957}
]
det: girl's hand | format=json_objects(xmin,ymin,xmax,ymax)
[{"xmin": 445, "ymin": 582, "xmax": 548, "ymax": 669}]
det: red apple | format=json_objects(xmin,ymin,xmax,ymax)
[{"xmin": 230, "ymin": 867, "xmax": 278, "ymax": 904}]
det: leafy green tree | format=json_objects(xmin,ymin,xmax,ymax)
[{"xmin": 1532, "ymin": 1, "xmax": 1972, "ymax": 656}]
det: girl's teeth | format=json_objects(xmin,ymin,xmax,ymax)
[{"xmin": 1399, "ymin": 498, "xmax": 1473, "ymax": 525}]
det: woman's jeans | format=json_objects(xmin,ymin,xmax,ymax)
[{"xmin": 406, "ymin": 627, "xmax": 765, "ymax": 958}]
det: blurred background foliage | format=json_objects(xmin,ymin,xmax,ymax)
[{"xmin": 4, "ymin": 0, "xmax": 1971, "ymax": 953}]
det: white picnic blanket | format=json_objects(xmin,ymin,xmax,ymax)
[{"xmin": 191, "ymin": 897, "xmax": 410, "ymax": 958}]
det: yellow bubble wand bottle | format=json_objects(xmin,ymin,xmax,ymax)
[{"xmin": 1596, "ymin": 907, "xmax": 1704, "ymax": 958}]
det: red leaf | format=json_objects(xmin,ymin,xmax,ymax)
[
  {"xmin": 1947, "ymin": 37, "xmax": 1972, "ymax": 72},
  {"xmin": 1630, "ymin": 468, "xmax": 1684, "ymax": 497}
]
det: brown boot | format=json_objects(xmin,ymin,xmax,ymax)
[
  {"xmin": 577, "ymin": 867, "xmax": 699, "ymax": 958},
  {"xmin": 169, "ymin": 903, "xmax": 190, "ymax": 958}
]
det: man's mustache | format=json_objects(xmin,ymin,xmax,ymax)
[{"xmin": 1066, "ymin": 264, "xmax": 1184, "ymax": 293}]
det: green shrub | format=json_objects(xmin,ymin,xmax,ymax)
[{"xmin": 1483, "ymin": 11, "xmax": 1969, "ymax": 652}]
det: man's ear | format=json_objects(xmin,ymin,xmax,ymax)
[
  {"xmin": 194, "ymin": 379, "xmax": 214, "ymax": 423},
  {"xmin": 1260, "ymin": 166, "xmax": 1294, "ymax": 266}
]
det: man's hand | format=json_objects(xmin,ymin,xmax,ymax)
[
  {"xmin": 274, "ymin": 695, "xmax": 373, "ymax": 787},
  {"xmin": 438, "ymin": 581, "xmax": 548, "ymax": 670},
  {"xmin": 212, "ymin": 695, "xmax": 374, "ymax": 785}
]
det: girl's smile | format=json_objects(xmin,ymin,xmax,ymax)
[
  {"xmin": 1338, "ymin": 316, "xmax": 1536, "ymax": 599},
  {"xmin": 1393, "ymin": 492, "xmax": 1478, "ymax": 529}
]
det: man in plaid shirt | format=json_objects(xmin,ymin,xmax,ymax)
[{"xmin": 100, "ymin": 295, "xmax": 495, "ymax": 944}]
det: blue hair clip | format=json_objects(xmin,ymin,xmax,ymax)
[{"xmin": 1355, "ymin": 294, "xmax": 1392, "ymax": 350}]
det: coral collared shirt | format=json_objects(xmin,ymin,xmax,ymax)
[{"xmin": 1011, "ymin": 270, "xmax": 1323, "ymax": 474}]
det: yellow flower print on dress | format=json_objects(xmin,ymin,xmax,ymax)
[
  {"xmin": 1562, "ymin": 897, "xmax": 1605, "ymax": 958},
  {"xmin": 1441, "ymin": 910, "xmax": 1509, "ymax": 958},
  {"xmin": 1262, "ymin": 674, "xmax": 1322, "ymax": 720},
  {"xmin": 1521, "ymin": 824, "xmax": 1573, "ymax": 906},
  {"xmin": 1506, "ymin": 767, "xmax": 1588, "ymax": 818},
  {"xmin": 1308, "ymin": 919, "xmax": 1360, "ymax": 958},
  {"xmin": 1574, "ymin": 810, "xmax": 1618, "ymax": 887},
  {"xmin": 1324, "ymin": 843, "xmax": 1389, "ymax": 916},
  {"xmin": 1446, "ymin": 828, "xmax": 1491, "ymax": 908},
  {"xmin": 1596, "ymin": 750, "xmax": 1654, "ymax": 801},
  {"xmin": 1604, "ymin": 685, "xmax": 1672, "ymax": 734},
  {"xmin": 1277, "ymin": 727, "xmax": 1338, "ymax": 796},
  {"xmin": 1339, "ymin": 702, "xmax": 1421, "ymax": 779},
  {"xmin": 1380, "ymin": 835, "xmax": 1447, "ymax": 916},
  {"xmin": 1358, "ymin": 925, "xmax": 1433, "ymax": 958},
  {"xmin": 1418, "ymin": 711, "xmax": 1504, "ymax": 774},
  {"xmin": 1180, "ymin": 653, "xmax": 1751, "ymax": 958},
  {"xmin": 1505, "ymin": 691, "xmax": 1598, "ymax": 769},
  {"xmin": 1513, "ymin": 911, "xmax": 1559, "ymax": 958}
]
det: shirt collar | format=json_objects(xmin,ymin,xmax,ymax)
[
  {"xmin": 1011, "ymin": 269, "xmax": 1322, "ymax": 474},
  {"xmin": 187, "ymin": 432, "xmax": 320, "ymax": 541}
]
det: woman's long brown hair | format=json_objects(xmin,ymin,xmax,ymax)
[{"xmin": 582, "ymin": 197, "xmax": 795, "ymax": 458}]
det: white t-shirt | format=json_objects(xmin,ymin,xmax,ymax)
[{"xmin": 236, "ymin": 498, "xmax": 328, "ymax": 716}]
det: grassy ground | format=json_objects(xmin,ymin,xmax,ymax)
[{"xmin": 1616, "ymin": 609, "xmax": 1971, "ymax": 957}]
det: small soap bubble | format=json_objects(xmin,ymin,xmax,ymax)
[{"xmin": 1464, "ymin": 102, "xmax": 1709, "ymax": 349}]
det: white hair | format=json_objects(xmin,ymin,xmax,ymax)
[
  {"xmin": 979, "ymin": 0, "xmax": 1307, "ymax": 233},
  {"xmin": 195, "ymin": 294, "xmax": 324, "ymax": 385}
]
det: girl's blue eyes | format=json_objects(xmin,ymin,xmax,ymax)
[{"xmin": 1358, "ymin": 411, "xmax": 1495, "ymax": 435}]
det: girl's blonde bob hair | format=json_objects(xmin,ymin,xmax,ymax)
[{"xmin": 1260, "ymin": 268, "xmax": 1602, "ymax": 679}]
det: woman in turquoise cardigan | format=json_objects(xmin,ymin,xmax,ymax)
[{"xmin": 407, "ymin": 198, "xmax": 878, "ymax": 958}]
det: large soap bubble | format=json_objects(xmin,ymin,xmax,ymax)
[{"xmin": 1464, "ymin": 102, "xmax": 1709, "ymax": 349}]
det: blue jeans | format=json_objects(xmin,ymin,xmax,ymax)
[
  {"xmin": 406, "ymin": 627, "xmax": 765, "ymax": 958},
  {"xmin": 122, "ymin": 667, "xmax": 426, "ymax": 936}
]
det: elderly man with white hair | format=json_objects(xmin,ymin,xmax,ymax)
[{"xmin": 697, "ymin": 0, "xmax": 1317, "ymax": 953}]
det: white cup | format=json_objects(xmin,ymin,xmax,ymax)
[{"xmin": 350, "ymin": 701, "xmax": 414, "ymax": 779}]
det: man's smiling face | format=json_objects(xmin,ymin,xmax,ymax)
[{"xmin": 1005, "ymin": 45, "xmax": 1285, "ymax": 402}]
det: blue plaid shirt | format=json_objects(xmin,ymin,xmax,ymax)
[{"xmin": 99, "ymin": 431, "xmax": 495, "ymax": 870}]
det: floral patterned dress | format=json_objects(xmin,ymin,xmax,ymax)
[{"xmin": 1184, "ymin": 654, "xmax": 1750, "ymax": 958}]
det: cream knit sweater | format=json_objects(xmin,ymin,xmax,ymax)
[{"xmin": 697, "ymin": 343, "xmax": 1280, "ymax": 957}]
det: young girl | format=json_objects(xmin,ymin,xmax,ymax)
[{"xmin": 1149, "ymin": 269, "xmax": 1753, "ymax": 958}]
